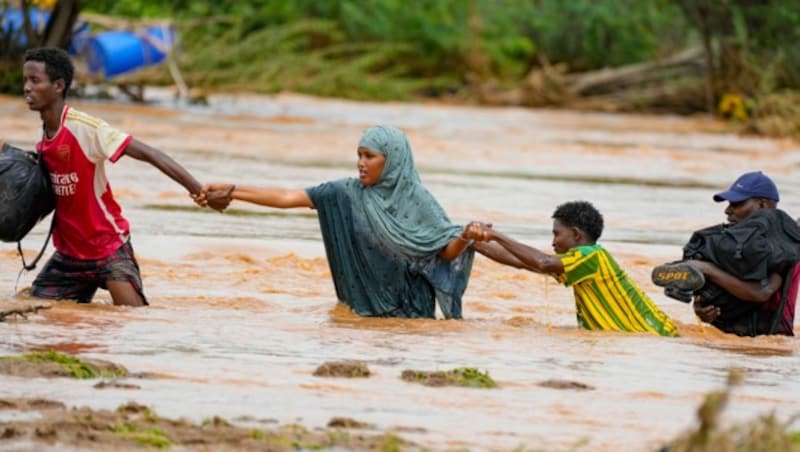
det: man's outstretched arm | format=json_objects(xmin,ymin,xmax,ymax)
[{"xmin": 124, "ymin": 139, "xmax": 202, "ymax": 196}]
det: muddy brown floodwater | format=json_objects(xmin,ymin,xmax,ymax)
[{"xmin": 1, "ymin": 91, "xmax": 798, "ymax": 450}]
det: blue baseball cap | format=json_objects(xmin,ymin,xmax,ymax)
[{"xmin": 713, "ymin": 171, "xmax": 780, "ymax": 202}]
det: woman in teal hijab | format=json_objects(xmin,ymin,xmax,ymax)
[{"xmin": 201, "ymin": 125, "xmax": 479, "ymax": 318}]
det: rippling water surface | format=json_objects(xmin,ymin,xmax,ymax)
[{"xmin": 1, "ymin": 92, "xmax": 798, "ymax": 450}]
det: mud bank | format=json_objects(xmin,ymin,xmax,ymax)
[{"xmin": 0, "ymin": 398, "xmax": 412, "ymax": 450}]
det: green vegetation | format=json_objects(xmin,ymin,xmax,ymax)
[
  {"xmin": 112, "ymin": 423, "xmax": 173, "ymax": 448},
  {"xmin": 80, "ymin": 0, "xmax": 683, "ymax": 100},
  {"xmin": 249, "ymin": 424, "xmax": 329, "ymax": 449},
  {"xmin": 671, "ymin": 1, "xmax": 800, "ymax": 139},
  {"xmin": 381, "ymin": 432, "xmax": 404, "ymax": 452},
  {"xmin": 249, "ymin": 425, "xmax": 407, "ymax": 450},
  {"xmin": 746, "ymin": 91, "xmax": 800, "ymax": 141},
  {"xmin": 401, "ymin": 367, "xmax": 497, "ymax": 388},
  {"xmin": 0, "ymin": 350, "xmax": 128, "ymax": 379}
]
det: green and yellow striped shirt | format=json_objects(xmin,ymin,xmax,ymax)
[{"xmin": 555, "ymin": 244, "xmax": 678, "ymax": 336}]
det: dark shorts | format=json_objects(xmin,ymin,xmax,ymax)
[{"xmin": 31, "ymin": 241, "xmax": 147, "ymax": 305}]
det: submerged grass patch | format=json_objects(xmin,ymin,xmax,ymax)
[
  {"xmin": 0, "ymin": 351, "xmax": 128, "ymax": 379},
  {"xmin": 250, "ymin": 425, "xmax": 407, "ymax": 451},
  {"xmin": 112, "ymin": 424, "xmax": 173, "ymax": 448},
  {"xmin": 381, "ymin": 432, "xmax": 404, "ymax": 452},
  {"xmin": 3, "ymin": 397, "xmax": 415, "ymax": 450},
  {"xmin": 250, "ymin": 424, "xmax": 326, "ymax": 449},
  {"xmin": 401, "ymin": 367, "xmax": 497, "ymax": 388}
]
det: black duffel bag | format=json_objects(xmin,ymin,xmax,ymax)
[
  {"xmin": 0, "ymin": 142, "xmax": 54, "ymax": 242},
  {"xmin": 0, "ymin": 142, "xmax": 55, "ymax": 271}
]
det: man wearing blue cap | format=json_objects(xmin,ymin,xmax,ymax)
[
  {"xmin": 713, "ymin": 170, "xmax": 781, "ymax": 205},
  {"xmin": 652, "ymin": 171, "xmax": 799, "ymax": 336}
]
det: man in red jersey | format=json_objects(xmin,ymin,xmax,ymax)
[{"xmin": 22, "ymin": 47, "xmax": 228, "ymax": 306}]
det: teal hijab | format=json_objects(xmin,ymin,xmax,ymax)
[
  {"xmin": 305, "ymin": 125, "xmax": 473, "ymax": 318},
  {"xmin": 354, "ymin": 125, "xmax": 462, "ymax": 257}
]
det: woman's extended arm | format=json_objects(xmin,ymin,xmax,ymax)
[
  {"xmin": 438, "ymin": 235, "xmax": 471, "ymax": 261},
  {"xmin": 203, "ymin": 184, "xmax": 314, "ymax": 209}
]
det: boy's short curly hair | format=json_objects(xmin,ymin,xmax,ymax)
[
  {"xmin": 552, "ymin": 201, "xmax": 604, "ymax": 242},
  {"xmin": 24, "ymin": 47, "xmax": 73, "ymax": 99}
]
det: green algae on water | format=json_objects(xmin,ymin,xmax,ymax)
[{"xmin": 401, "ymin": 367, "xmax": 497, "ymax": 388}]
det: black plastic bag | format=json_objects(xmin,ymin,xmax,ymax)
[{"xmin": 0, "ymin": 142, "xmax": 54, "ymax": 242}]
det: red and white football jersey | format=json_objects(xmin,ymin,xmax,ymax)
[{"xmin": 37, "ymin": 105, "xmax": 133, "ymax": 259}]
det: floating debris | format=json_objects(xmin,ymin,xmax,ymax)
[
  {"xmin": 537, "ymin": 379, "xmax": 595, "ymax": 391},
  {"xmin": 313, "ymin": 361, "xmax": 371, "ymax": 378},
  {"xmin": 327, "ymin": 417, "xmax": 375, "ymax": 429},
  {"xmin": 93, "ymin": 381, "xmax": 141, "ymax": 390},
  {"xmin": 0, "ymin": 300, "xmax": 51, "ymax": 321}
]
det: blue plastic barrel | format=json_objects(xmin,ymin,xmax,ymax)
[
  {"xmin": 86, "ymin": 25, "xmax": 176, "ymax": 78},
  {"xmin": 1, "ymin": 8, "xmax": 51, "ymax": 45}
]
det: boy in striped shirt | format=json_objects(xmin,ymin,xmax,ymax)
[{"xmin": 471, "ymin": 201, "xmax": 678, "ymax": 336}]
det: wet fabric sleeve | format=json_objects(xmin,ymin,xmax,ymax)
[
  {"xmin": 415, "ymin": 247, "xmax": 474, "ymax": 319},
  {"xmin": 556, "ymin": 247, "xmax": 598, "ymax": 287}
]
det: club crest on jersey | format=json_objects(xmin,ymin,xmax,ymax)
[{"xmin": 55, "ymin": 144, "xmax": 71, "ymax": 163}]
